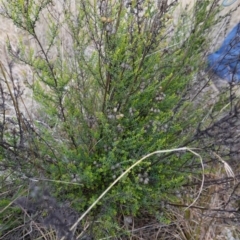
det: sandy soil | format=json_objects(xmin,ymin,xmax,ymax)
[
  {"xmin": 0, "ymin": 16, "xmax": 35, "ymax": 119},
  {"xmin": 172, "ymin": 0, "xmax": 240, "ymax": 48}
]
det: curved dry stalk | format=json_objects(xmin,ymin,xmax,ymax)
[{"xmin": 184, "ymin": 149, "xmax": 204, "ymax": 210}]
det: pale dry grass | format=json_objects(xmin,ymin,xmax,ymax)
[{"xmin": 160, "ymin": 159, "xmax": 240, "ymax": 240}]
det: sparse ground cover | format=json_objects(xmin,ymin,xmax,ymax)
[{"xmin": 1, "ymin": 0, "xmax": 240, "ymax": 239}]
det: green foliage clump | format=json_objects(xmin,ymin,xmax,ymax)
[{"xmin": 0, "ymin": 0, "xmax": 220, "ymax": 237}]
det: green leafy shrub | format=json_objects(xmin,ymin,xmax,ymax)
[{"xmin": 0, "ymin": 0, "xmax": 224, "ymax": 238}]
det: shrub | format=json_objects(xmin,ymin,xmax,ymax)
[{"xmin": 0, "ymin": 0, "xmax": 231, "ymax": 238}]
